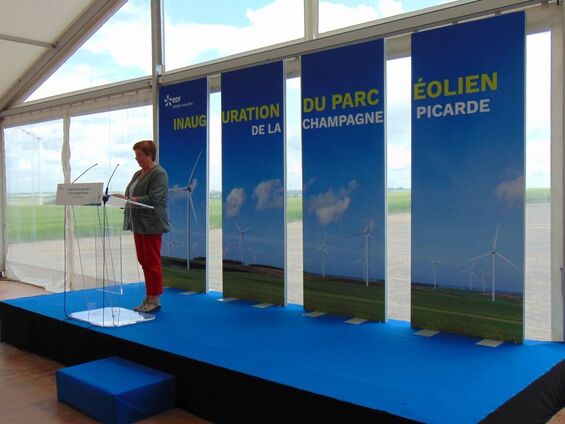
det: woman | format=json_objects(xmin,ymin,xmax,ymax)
[{"xmin": 114, "ymin": 140, "xmax": 169, "ymax": 313}]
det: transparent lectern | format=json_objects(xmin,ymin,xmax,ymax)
[{"xmin": 56, "ymin": 183, "xmax": 155, "ymax": 327}]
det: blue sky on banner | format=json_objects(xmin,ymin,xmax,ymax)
[
  {"xmin": 411, "ymin": 13, "xmax": 525, "ymax": 293},
  {"xmin": 23, "ymin": 0, "xmax": 550, "ymax": 193},
  {"xmin": 302, "ymin": 40, "xmax": 385, "ymax": 281},
  {"xmin": 221, "ymin": 63, "xmax": 285, "ymax": 269},
  {"xmin": 159, "ymin": 79, "xmax": 207, "ymax": 260}
]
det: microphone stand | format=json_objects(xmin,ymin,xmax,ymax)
[{"xmin": 100, "ymin": 164, "xmax": 120, "ymax": 324}]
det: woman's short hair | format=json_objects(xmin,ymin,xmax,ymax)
[{"xmin": 133, "ymin": 140, "xmax": 156, "ymax": 161}]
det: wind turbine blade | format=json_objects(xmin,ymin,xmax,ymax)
[
  {"xmin": 187, "ymin": 150, "xmax": 203, "ymax": 186},
  {"xmin": 169, "ymin": 187, "xmax": 184, "ymax": 192},
  {"xmin": 235, "ymin": 222, "xmax": 242, "ymax": 232},
  {"xmin": 495, "ymin": 251, "xmax": 519, "ymax": 270},
  {"xmin": 189, "ymin": 194, "xmax": 199, "ymax": 226},
  {"xmin": 470, "ymin": 252, "xmax": 490, "ymax": 261},
  {"xmin": 493, "ymin": 225, "xmax": 499, "ymax": 250},
  {"xmin": 242, "ymin": 227, "xmax": 250, "ymax": 233}
]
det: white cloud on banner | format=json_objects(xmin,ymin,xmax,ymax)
[
  {"xmin": 254, "ymin": 179, "xmax": 284, "ymax": 210},
  {"xmin": 309, "ymin": 180, "xmax": 358, "ymax": 225},
  {"xmin": 225, "ymin": 187, "xmax": 246, "ymax": 217},
  {"xmin": 495, "ymin": 175, "xmax": 524, "ymax": 205}
]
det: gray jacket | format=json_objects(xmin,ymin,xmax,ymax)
[{"xmin": 123, "ymin": 164, "xmax": 169, "ymax": 234}]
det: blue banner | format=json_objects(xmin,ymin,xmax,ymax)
[
  {"xmin": 222, "ymin": 62, "xmax": 285, "ymax": 305},
  {"xmin": 411, "ymin": 13, "xmax": 525, "ymax": 342},
  {"xmin": 302, "ymin": 39, "xmax": 386, "ymax": 321},
  {"xmin": 159, "ymin": 78, "xmax": 208, "ymax": 292}
]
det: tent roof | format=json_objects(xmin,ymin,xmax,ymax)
[{"xmin": 0, "ymin": 0, "xmax": 124, "ymax": 114}]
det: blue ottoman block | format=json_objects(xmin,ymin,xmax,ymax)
[{"xmin": 56, "ymin": 357, "xmax": 176, "ymax": 424}]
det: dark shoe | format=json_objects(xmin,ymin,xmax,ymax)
[
  {"xmin": 133, "ymin": 297, "xmax": 150, "ymax": 312},
  {"xmin": 141, "ymin": 302, "xmax": 161, "ymax": 313}
]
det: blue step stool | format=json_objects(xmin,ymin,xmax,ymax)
[{"xmin": 56, "ymin": 357, "xmax": 176, "ymax": 424}]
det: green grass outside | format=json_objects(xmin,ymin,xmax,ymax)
[
  {"xmin": 526, "ymin": 187, "xmax": 551, "ymax": 203},
  {"xmin": 7, "ymin": 203, "xmax": 124, "ymax": 243},
  {"xmin": 388, "ymin": 190, "xmax": 411, "ymax": 214},
  {"xmin": 7, "ymin": 188, "xmax": 549, "ymax": 242}
]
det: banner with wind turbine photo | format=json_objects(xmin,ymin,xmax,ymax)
[
  {"xmin": 411, "ymin": 12, "xmax": 525, "ymax": 342},
  {"xmin": 159, "ymin": 78, "xmax": 208, "ymax": 293},
  {"xmin": 221, "ymin": 62, "xmax": 285, "ymax": 305},
  {"xmin": 301, "ymin": 39, "xmax": 386, "ymax": 321}
]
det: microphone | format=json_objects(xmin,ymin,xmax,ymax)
[
  {"xmin": 72, "ymin": 163, "xmax": 98, "ymax": 184},
  {"xmin": 103, "ymin": 163, "xmax": 120, "ymax": 203}
]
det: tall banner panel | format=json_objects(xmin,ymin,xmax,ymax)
[
  {"xmin": 159, "ymin": 78, "xmax": 208, "ymax": 293},
  {"xmin": 411, "ymin": 13, "xmax": 525, "ymax": 342},
  {"xmin": 221, "ymin": 62, "xmax": 285, "ymax": 305},
  {"xmin": 302, "ymin": 40, "xmax": 386, "ymax": 321}
]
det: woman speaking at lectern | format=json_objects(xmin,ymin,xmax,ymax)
[{"xmin": 114, "ymin": 140, "xmax": 169, "ymax": 313}]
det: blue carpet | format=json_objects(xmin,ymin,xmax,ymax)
[{"xmin": 4, "ymin": 284, "xmax": 565, "ymax": 423}]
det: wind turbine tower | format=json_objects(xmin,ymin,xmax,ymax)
[
  {"xmin": 320, "ymin": 237, "xmax": 330, "ymax": 278},
  {"xmin": 236, "ymin": 223, "xmax": 250, "ymax": 266},
  {"xmin": 429, "ymin": 256, "xmax": 439, "ymax": 289},
  {"xmin": 169, "ymin": 150, "xmax": 202, "ymax": 270},
  {"xmin": 471, "ymin": 225, "xmax": 518, "ymax": 302}
]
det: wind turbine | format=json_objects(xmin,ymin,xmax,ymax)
[
  {"xmin": 318, "ymin": 236, "xmax": 330, "ymax": 278},
  {"xmin": 236, "ymin": 223, "xmax": 250, "ymax": 266},
  {"xmin": 460, "ymin": 265, "xmax": 477, "ymax": 291},
  {"xmin": 474, "ymin": 265, "xmax": 486, "ymax": 292},
  {"xmin": 471, "ymin": 225, "xmax": 519, "ymax": 302},
  {"xmin": 169, "ymin": 150, "xmax": 202, "ymax": 270},
  {"xmin": 429, "ymin": 256, "xmax": 439, "ymax": 289},
  {"xmin": 248, "ymin": 248, "xmax": 261, "ymax": 265},
  {"xmin": 348, "ymin": 224, "xmax": 373, "ymax": 286}
]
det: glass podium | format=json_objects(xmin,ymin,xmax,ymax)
[{"xmin": 56, "ymin": 183, "xmax": 155, "ymax": 327}]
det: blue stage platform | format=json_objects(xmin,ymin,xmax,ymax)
[{"xmin": 1, "ymin": 284, "xmax": 565, "ymax": 423}]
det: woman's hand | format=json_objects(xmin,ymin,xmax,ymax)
[{"xmin": 112, "ymin": 194, "xmax": 127, "ymax": 199}]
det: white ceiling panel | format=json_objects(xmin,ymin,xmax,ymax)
[
  {"xmin": 0, "ymin": 0, "xmax": 93, "ymax": 41},
  {"xmin": 0, "ymin": 40, "xmax": 43, "ymax": 99},
  {"xmin": 0, "ymin": 0, "xmax": 123, "ymax": 112}
]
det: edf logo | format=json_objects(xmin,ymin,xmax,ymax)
[{"xmin": 164, "ymin": 94, "xmax": 181, "ymax": 107}]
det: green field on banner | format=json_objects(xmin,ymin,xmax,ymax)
[{"xmin": 411, "ymin": 284, "xmax": 522, "ymax": 343}]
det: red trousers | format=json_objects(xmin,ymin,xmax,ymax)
[{"xmin": 133, "ymin": 233, "xmax": 163, "ymax": 297}]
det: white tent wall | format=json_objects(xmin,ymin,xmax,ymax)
[{"xmin": 0, "ymin": 0, "xmax": 563, "ymax": 340}]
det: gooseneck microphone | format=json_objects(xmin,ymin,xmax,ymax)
[
  {"xmin": 72, "ymin": 163, "xmax": 98, "ymax": 184},
  {"xmin": 103, "ymin": 163, "xmax": 120, "ymax": 203}
]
